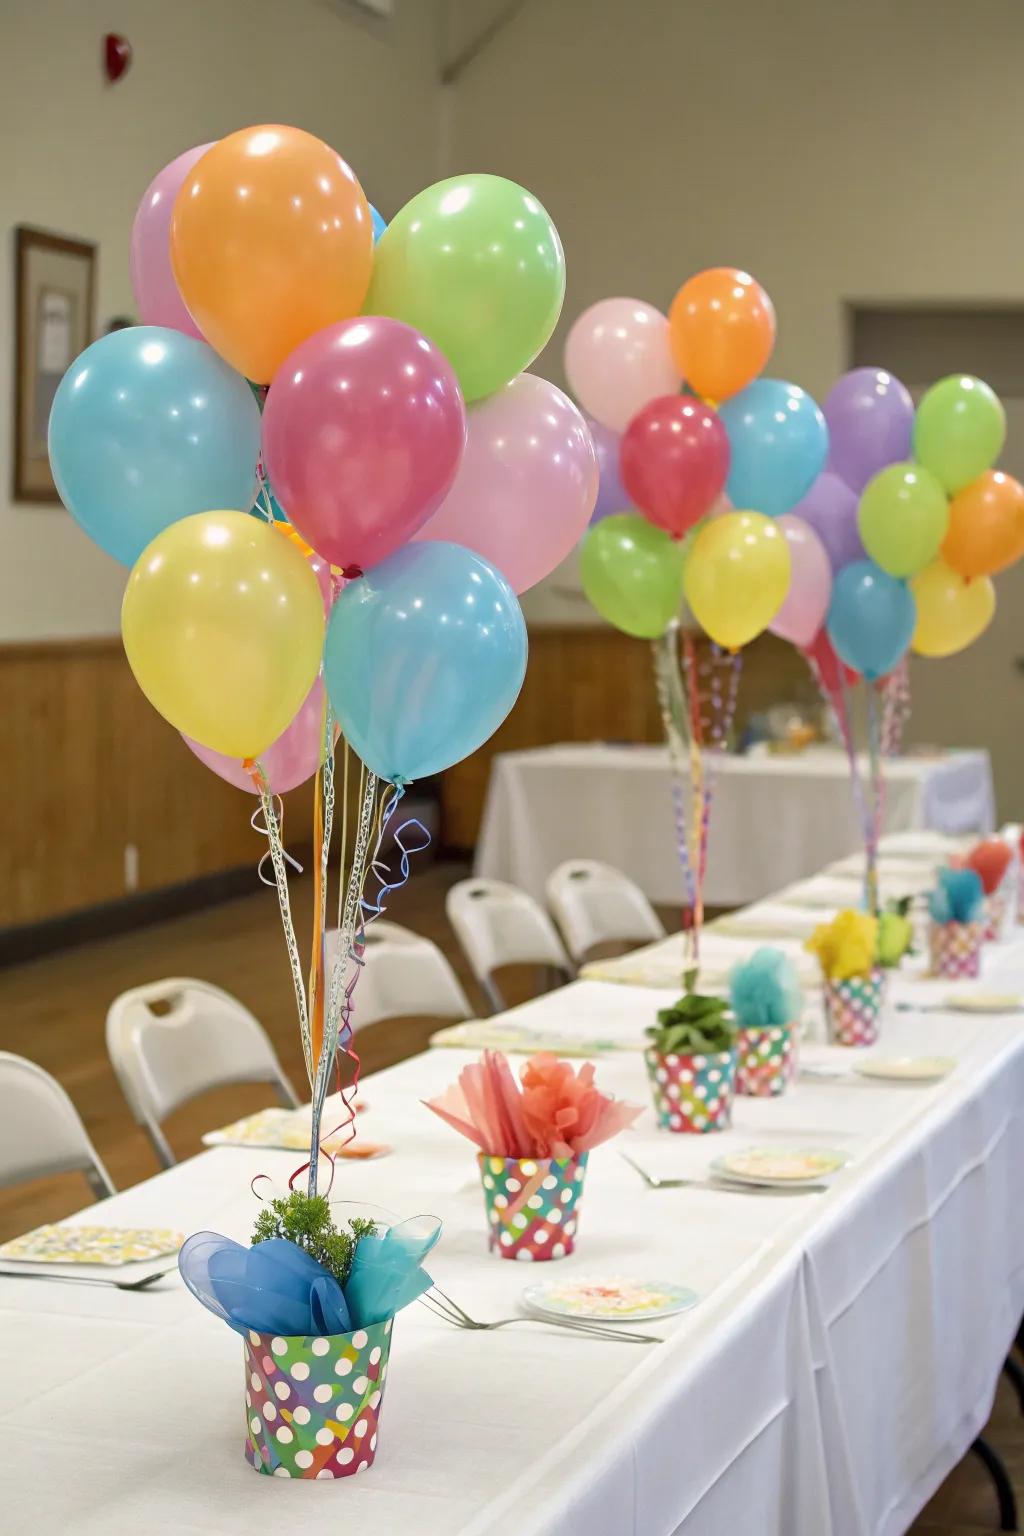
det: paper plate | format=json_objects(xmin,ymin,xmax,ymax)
[
  {"xmin": 522, "ymin": 1276, "xmax": 699, "ymax": 1323},
  {"xmin": 854, "ymin": 1056, "xmax": 955, "ymax": 1083},
  {"xmin": 0, "ymin": 1225, "xmax": 184, "ymax": 1266},
  {"xmin": 711, "ymin": 1147, "xmax": 847, "ymax": 1185},
  {"xmin": 943, "ymin": 992, "xmax": 1022, "ymax": 1014}
]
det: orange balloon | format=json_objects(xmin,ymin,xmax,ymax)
[
  {"xmin": 668, "ymin": 268, "xmax": 776, "ymax": 402},
  {"xmin": 170, "ymin": 125, "xmax": 372, "ymax": 384},
  {"xmin": 942, "ymin": 469, "xmax": 1024, "ymax": 578}
]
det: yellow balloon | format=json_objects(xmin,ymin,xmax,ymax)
[
  {"xmin": 122, "ymin": 511, "xmax": 325, "ymax": 757},
  {"xmin": 683, "ymin": 510, "xmax": 791, "ymax": 648},
  {"xmin": 910, "ymin": 558, "xmax": 995, "ymax": 658}
]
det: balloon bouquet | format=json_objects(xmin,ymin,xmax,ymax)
[
  {"xmin": 570, "ymin": 270, "xmax": 807, "ymax": 955},
  {"xmin": 48, "ymin": 125, "xmax": 594, "ymax": 1192}
]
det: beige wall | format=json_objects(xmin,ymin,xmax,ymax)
[{"xmin": 0, "ymin": 0, "xmax": 442, "ymax": 641}]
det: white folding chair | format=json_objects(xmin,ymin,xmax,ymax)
[
  {"xmin": 106, "ymin": 979, "xmax": 299, "ymax": 1168},
  {"xmin": 546, "ymin": 859, "xmax": 666, "ymax": 964},
  {"xmin": 446, "ymin": 878, "xmax": 573, "ymax": 1013},
  {"xmin": 325, "ymin": 920, "xmax": 473, "ymax": 1031},
  {"xmin": 0, "ymin": 1051, "xmax": 115, "ymax": 1201}
]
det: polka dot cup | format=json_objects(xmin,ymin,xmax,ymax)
[
  {"xmin": 644, "ymin": 1047, "xmax": 736, "ymax": 1132},
  {"xmin": 243, "ymin": 1318, "xmax": 392, "ymax": 1479},
  {"xmin": 478, "ymin": 1152, "xmax": 588, "ymax": 1261},
  {"xmin": 822, "ymin": 968, "xmax": 885, "ymax": 1047},
  {"xmin": 735, "ymin": 1024, "xmax": 796, "ymax": 1097},
  {"xmin": 929, "ymin": 919, "xmax": 983, "ymax": 979},
  {"xmin": 983, "ymin": 888, "xmax": 1008, "ymax": 943}
]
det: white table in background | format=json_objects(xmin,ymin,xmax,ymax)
[
  {"xmin": 5, "ymin": 922, "xmax": 1022, "ymax": 1534},
  {"xmin": 474, "ymin": 743, "xmax": 995, "ymax": 908}
]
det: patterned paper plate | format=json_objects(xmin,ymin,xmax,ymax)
[
  {"xmin": 202, "ymin": 1107, "xmax": 388, "ymax": 1158},
  {"xmin": 522, "ymin": 1276, "xmax": 699, "ymax": 1323},
  {"xmin": 711, "ymin": 1147, "xmax": 848, "ymax": 1185},
  {"xmin": 943, "ymin": 992, "xmax": 1022, "ymax": 1013},
  {"xmin": 854, "ymin": 1056, "xmax": 955, "ymax": 1083},
  {"xmin": 0, "ymin": 1224, "xmax": 184, "ymax": 1266}
]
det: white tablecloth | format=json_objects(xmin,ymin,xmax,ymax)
[
  {"xmin": 475, "ymin": 744, "xmax": 995, "ymax": 907},
  {"xmin": 5, "ymin": 894, "xmax": 1023, "ymax": 1534}
]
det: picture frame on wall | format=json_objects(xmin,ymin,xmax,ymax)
[{"xmin": 12, "ymin": 225, "xmax": 96, "ymax": 502}]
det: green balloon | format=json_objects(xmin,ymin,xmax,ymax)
[
  {"xmin": 580, "ymin": 514, "xmax": 685, "ymax": 638},
  {"xmin": 858, "ymin": 462, "xmax": 949, "ymax": 578},
  {"xmin": 912, "ymin": 374, "xmax": 1005, "ymax": 494},
  {"xmin": 365, "ymin": 174, "xmax": 565, "ymax": 404}
]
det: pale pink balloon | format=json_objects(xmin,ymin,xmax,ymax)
[
  {"xmin": 564, "ymin": 298, "xmax": 680, "ymax": 433},
  {"xmin": 769, "ymin": 514, "xmax": 833, "ymax": 648},
  {"xmin": 183, "ymin": 677, "xmax": 327, "ymax": 794},
  {"xmin": 415, "ymin": 374, "xmax": 598, "ymax": 592},
  {"xmin": 130, "ymin": 143, "xmax": 214, "ymax": 337},
  {"xmin": 262, "ymin": 317, "xmax": 466, "ymax": 573}
]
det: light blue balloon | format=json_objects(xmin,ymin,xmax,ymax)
[
  {"xmin": 370, "ymin": 204, "xmax": 387, "ymax": 243},
  {"xmin": 324, "ymin": 541, "xmax": 527, "ymax": 784},
  {"xmin": 827, "ymin": 559, "xmax": 916, "ymax": 680},
  {"xmin": 719, "ymin": 379, "xmax": 828, "ymax": 517},
  {"xmin": 48, "ymin": 326, "xmax": 260, "ymax": 566}
]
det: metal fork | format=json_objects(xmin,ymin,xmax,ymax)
[
  {"xmin": 0, "ymin": 1264, "xmax": 179, "ymax": 1291},
  {"xmin": 420, "ymin": 1286, "xmax": 659, "ymax": 1344}
]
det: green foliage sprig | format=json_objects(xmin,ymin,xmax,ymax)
[
  {"xmin": 251, "ymin": 1191, "xmax": 377, "ymax": 1286},
  {"xmin": 646, "ymin": 968, "xmax": 737, "ymax": 1056}
]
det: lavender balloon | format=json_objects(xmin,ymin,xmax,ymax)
[
  {"xmin": 824, "ymin": 368, "xmax": 914, "ymax": 494},
  {"xmin": 130, "ymin": 143, "xmax": 214, "ymax": 338},
  {"xmin": 588, "ymin": 418, "xmax": 630, "ymax": 524},
  {"xmin": 789, "ymin": 472, "xmax": 865, "ymax": 574}
]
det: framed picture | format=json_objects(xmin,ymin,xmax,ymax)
[{"xmin": 13, "ymin": 225, "xmax": 96, "ymax": 502}]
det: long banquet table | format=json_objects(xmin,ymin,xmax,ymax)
[
  {"xmin": 4, "ymin": 849, "xmax": 1023, "ymax": 1535},
  {"xmin": 474, "ymin": 743, "xmax": 996, "ymax": 906}
]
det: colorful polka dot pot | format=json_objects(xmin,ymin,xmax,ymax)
[
  {"xmin": 644, "ymin": 1047, "xmax": 736, "ymax": 1133},
  {"xmin": 243, "ymin": 1318, "xmax": 392, "ymax": 1479},
  {"xmin": 478, "ymin": 1153, "xmax": 588, "ymax": 1261},
  {"xmin": 929, "ymin": 920, "xmax": 983, "ymax": 979},
  {"xmin": 822, "ymin": 968, "xmax": 885, "ymax": 1047},
  {"xmin": 734, "ymin": 1024, "xmax": 796, "ymax": 1097},
  {"xmin": 983, "ymin": 888, "xmax": 1008, "ymax": 943}
]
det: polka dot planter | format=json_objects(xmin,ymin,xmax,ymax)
[
  {"xmin": 734, "ymin": 1024, "xmax": 796, "ymax": 1097},
  {"xmin": 243, "ymin": 1318, "xmax": 392, "ymax": 1479},
  {"xmin": 644, "ymin": 1047, "xmax": 736, "ymax": 1133},
  {"xmin": 478, "ymin": 1152, "xmax": 588, "ymax": 1261},
  {"xmin": 929, "ymin": 919, "xmax": 983, "ymax": 979},
  {"xmin": 822, "ymin": 968, "xmax": 885, "ymax": 1047}
]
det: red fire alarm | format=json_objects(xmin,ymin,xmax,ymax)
[{"xmin": 104, "ymin": 33, "xmax": 132, "ymax": 84}]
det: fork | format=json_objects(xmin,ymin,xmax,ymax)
[
  {"xmin": 420, "ymin": 1286, "xmax": 659, "ymax": 1344},
  {"xmin": 0, "ymin": 1265, "xmax": 179, "ymax": 1291},
  {"xmin": 618, "ymin": 1151, "xmax": 825, "ymax": 1194}
]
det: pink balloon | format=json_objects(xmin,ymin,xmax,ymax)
[
  {"xmin": 263, "ymin": 318, "xmax": 466, "ymax": 572},
  {"xmin": 414, "ymin": 374, "xmax": 598, "ymax": 593},
  {"xmin": 769, "ymin": 514, "xmax": 833, "ymax": 648},
  {"xmin": 564, "ymin": 298, "xmax": 680, "ymax": 433},
  {"xmin": 130, "ymin": 144, "xmax": 214, "ymax": 337},
  {"xmin": 183, "ymin": 677, "xmax": 327, "ymax": 794}
]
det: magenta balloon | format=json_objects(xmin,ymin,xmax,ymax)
[
  {"xmin": 129, "ymin": 144, "xmax": 214, "ymax": 337},
  {"xmin": 824, "ymin": 368, "xmax": 914, "ymax": 494},
  {"xmin": 414, "ymin": 375, "xmax": 597, "ymax": 592},
  {"xmin": 588, "ymin": 417, "xmax": 629, "ymax": 524},
  {"xmin": 183, "ymin": 677, "xmax": 326, "ymax": 795},
  {"xmin": 262, "ymin": 317, "xmax": 466, "ymax": 572},
  {"xmin": 768, "ymin": 515, "xmax": 833, "ymax": 648},
  {"xmin": 789, "ymin": 471, "xmax": 864, "ymax": 574}
]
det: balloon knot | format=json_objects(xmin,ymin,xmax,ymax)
[{"xmin": 342, "ymin": 564, "xmax": 364, "ymax": 580}]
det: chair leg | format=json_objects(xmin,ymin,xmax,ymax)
[
  {"xmin": 970, "ymin": 1437, "xmax": 1019, "ymax": 1531},
  {"xmin": 1004, "ymin": 1354, "xmax": 1024, "ymax": 1416}
]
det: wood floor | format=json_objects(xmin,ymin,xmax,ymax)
[{"xmin": 0, "ymin": 859, "xmax": 1019, "ymax": 1534}]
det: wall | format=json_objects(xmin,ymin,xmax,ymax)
[
  {"xmin": 444, "ymin": 0, "xmax": 1024, "ymax": 623},
  {"xmin": 0, "ymin": 0, "xmax": 442, "ymax": 642}
]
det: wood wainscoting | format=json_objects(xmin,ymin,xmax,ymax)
[
  {"xmin": 439, "ymin": 627, "xmax": 816, "ymax": 850},
  {"xmin": 0, "ymin": 637, "xmax": 317, "ymax": 931}
]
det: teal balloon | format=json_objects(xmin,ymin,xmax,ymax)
[
  {"xmin": 48, "ymin": 326, "xmax": 260, "ymax": 566},
  {"xmin": 370, "ymin": 204, "xmax": 387, "ymax": 243},
  {"xmin": 719, "ymin": 379, "xmax": 828, "ymax": 517},
  {"xmin": 324, "ymin": 542, "xmax": 527, "ymax": 784},
  {"xmin": 827, "ymin": 559, "xmax": 915, "ymax": 680}
]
